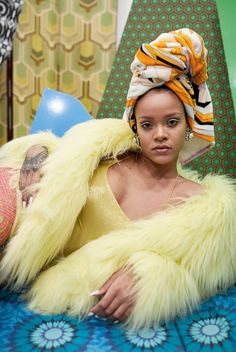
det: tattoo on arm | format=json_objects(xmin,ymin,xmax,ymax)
[{"xmin": 22, "ymin": 148, "xmax": 48, "ymax": 173}]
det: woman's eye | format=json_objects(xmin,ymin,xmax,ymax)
[
  {"xmin": 140, "ymin": 122, "xmax": 152, "ymax": 129},
  {"xmin": 167, "ymin": 119, "xmax": 179, "ymax": 126}
]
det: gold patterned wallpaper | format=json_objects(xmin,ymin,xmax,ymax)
[{"xmin": 0, "ymin": 0, "xmax": 117, "ymax": 145}]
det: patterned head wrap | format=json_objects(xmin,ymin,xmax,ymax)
[{"xmin": 123, "ymin": 28, "xmax": 214, "ymax": 164}]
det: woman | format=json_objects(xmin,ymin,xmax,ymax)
[{"xmin": 0, "ymin": 28, "xmax": 235, "ymax": 328}]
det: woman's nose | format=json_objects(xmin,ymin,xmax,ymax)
[{"xmin": 153, "ymin": 126, "xmax": 168, "ymax": 141}]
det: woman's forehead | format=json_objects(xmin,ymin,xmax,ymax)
[{"xmin": 135, "ymin": 89, "xmax": 185, "ymax": 112}]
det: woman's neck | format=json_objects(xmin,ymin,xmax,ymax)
[{"xmin": 136, "ymin": 153, "xmax": 178, "ymax": 180}]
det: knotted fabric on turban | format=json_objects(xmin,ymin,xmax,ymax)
[{"xmin": 123, "ymin": 28, "xmax": 214, "ymax": 164}]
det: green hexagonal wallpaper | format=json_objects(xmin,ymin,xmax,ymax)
[{"xmin": 98, "ymin": 0, "xmax": 236, "ymax": 176}]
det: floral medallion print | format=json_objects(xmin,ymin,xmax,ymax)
[
  {"xmin": 190, "ymin": 317, "xmax": 230, "ymax": 345},
  {"xmin": 1, "ymin": 286, "xmax": 236, "ymax": 351},
  {"xmin": 177, "ymin": 306, "xmax": 236, "ymax": 351},
  {"xmin": 7, "ymin": 315, "xmax": 91, "ymax": 351}
]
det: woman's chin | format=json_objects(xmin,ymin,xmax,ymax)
[
  {"xmin": 143, "ymin": 153, "xmax": 176, "ymax": 166},
  {"xmin": 153, "ymin": 159, "xmax": 174, "ymax": 166}
]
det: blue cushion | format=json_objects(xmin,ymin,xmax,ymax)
[{"xmin": 30, "ymin": 88, "xmax": 92, "ymax": 136}]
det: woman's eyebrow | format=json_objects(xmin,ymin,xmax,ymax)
[
  {"xmin": 137, "ymin": 113, "xmax": 183, "ymax": 120},
  {"xmin": 164, "ymin": 113, "xmax": 182, "ymax": 118},
  {"xmin": 136, "ymin": 116, "xmax": 153, "ymax": 120}
]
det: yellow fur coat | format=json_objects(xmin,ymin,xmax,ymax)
[{"xmin": 0, "ymin": 118, "xmax": 236, "ymax": 328}]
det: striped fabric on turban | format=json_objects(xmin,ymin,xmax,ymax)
[{"xmin": 123, "ymin": 28, "xmax": 214, "ymax": 164}]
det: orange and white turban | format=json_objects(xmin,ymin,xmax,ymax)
[{"xmin": 123, "ymin": 28, "xmax": 214, "ymax": 164}]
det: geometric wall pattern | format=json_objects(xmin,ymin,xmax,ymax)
[
  {"xmin": 0, "ymin": 0, "xmax": 117, "ymax": 145},
  {"xmin": 98, "ymin": 0, "xmax": 236, "ymax": 176}
]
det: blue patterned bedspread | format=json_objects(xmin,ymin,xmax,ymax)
[{"xmin": 1, "ymin": 286, "xmax": 236, "ymax": 351}]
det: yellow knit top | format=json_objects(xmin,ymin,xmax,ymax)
[{"xmin": 64, "ymin": 160, "xmax": 130, "ymax": 255}]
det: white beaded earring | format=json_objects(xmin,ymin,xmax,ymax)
[
  {"xmin": 134, "ymin": 134, "xmax": 141, "ymax": 146},
  {"xmin": 185, "ymin": 126, "xmax": 193, "ymax": 141}
]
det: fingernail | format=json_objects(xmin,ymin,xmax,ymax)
[
  {"xmin": 28, "ymin": 196, "xmax": 33, "ymax": 205},
  {"xmin": 22, "ymin": 201, "xmax": 26, "ymax": 208},
  {"xmin": 89, "ymin": 290, "xmax": 101, "ymax": 296}
]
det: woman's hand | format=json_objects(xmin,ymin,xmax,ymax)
[
  {"xmin": 91, "ymin": 268, "xmax": 136, "ymax": 322},
  {"xmin": 19, "ymin": 145, "xmax": 48, "ymax": 207}
]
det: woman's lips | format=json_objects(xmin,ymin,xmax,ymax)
[{"xmin": 152, "ymin": 146, "xmax": 172, "ymax": 153}]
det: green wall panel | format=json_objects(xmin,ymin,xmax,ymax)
[{"xmin": 98, "ymin": 0, "xmax": 236, "ymax": 177}]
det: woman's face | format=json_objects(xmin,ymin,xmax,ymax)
[{"xmin": 135, "ymin": 88, "xmax": 187, "ymax": 166}]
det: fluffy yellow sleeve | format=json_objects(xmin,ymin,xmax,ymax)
[{"xmin": 25, "ymin": 174, "xmax": 236, "ymax": 328}]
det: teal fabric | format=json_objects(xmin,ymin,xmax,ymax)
[{"xmin": 1, "ymin": 286, "xmax": 236, "ymax": 351}]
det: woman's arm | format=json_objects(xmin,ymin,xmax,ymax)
[
  {"xmin": 24, "ymin": 244, "xmax": 200, "ymax": 328},
  {"xmin": 19, "ymin": 145, "xmax": 48, "ymax": 207}
]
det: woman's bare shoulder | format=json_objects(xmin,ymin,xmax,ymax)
[
  {"xmin": 111, "ymin": 153, "xmax": 137, "ymax": 175},
  {"xmin": 107, "ymin": 154, "xmax": 138, "ymax": 200}
]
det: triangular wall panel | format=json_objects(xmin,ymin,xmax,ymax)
[{"xmin": 98, "ymin": 0, "xmax": 235, "ymax": 176}]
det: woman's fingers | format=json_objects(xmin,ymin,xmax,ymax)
[
  {"xmin": 111, "ymin": 304, "xmax": 133, "ymax": 322},
  {"xmin": 93, "ymin": 295, "xmax": 133, "ymax": 321},
  {"xmin": 20, "ymin": 180, "xmax": 36, "ymax": 206},
  {"xmin": 98, "ymin": 297, "xmax": 121, "ymax": 318},
  {"xmin": 91, "ymin": 289, "xmax": 116, "ymax": 316},
  {"xmin": 19, "ymin": 169, "xmax": 33, "ymax": 204},
  {"xmin": 91, "ymin": 268, "xmax": 136, "ymax": 322},
  {"xmin": 19, "ymin": 169, "xmax": 28, "ymax": 192},
  {"xmin": 21, "ymin": 186, "xmax": 31, "ymax": 205}
]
